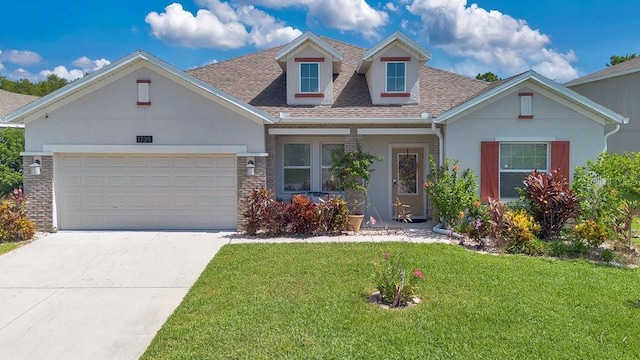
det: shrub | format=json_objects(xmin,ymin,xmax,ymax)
[
  {"xmin": 487, "ymin": 198, "xmax": 506, "ymax": 242},
  {"xmin": 522, "ymin": 169, "xmax": 579, "ymax": 239},
  {"xmin": 502, "ymin": 210, "xmax": 541, "ymax": 254},
  {"xmin": 574, "ymin": 220, "xmax": 607, "ymax": 248},
  {"xmin": 462, "ymin": 201, "xmax": 491, "ymax": 243},
  {"xmin": 602, "ymin": 249, "xmax": 615, "ymax": 262},
  {"xmin": 424, "ymin": 157, "xmax": 478, "ymax": 229},
  {"xmin": 241, "ymin": 187, "xmax": 349, "ymax": 236},
  {"xmin": 0, "ymin": 189, "xmax": 36, "ymax": 242},
  {"xmin": 0, "ymin": 128, "xmax": 25, "ymax": 196},
  {"xmin": 372, "ymin": 251, "xmax": 424, "ymax": 308}
]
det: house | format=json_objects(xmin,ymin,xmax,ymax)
[
  {"xmin": 565, "ymin": 57, "xmax": 640, "ymax": 153},
  {"xmin": 2, "ymin": 31, "xmax": 627, "ymax": 232},
  {"xmin": 0, "ymin": 89, "xmax": 38, "ymax": 127}
]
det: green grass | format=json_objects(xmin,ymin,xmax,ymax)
[
  {"xmin": 0, "ymin": 241, "xmax": 25, "ymax": 255},
  {"xmin": 142, "ymin": 243, "xmax": 640, "ymax": 359}
]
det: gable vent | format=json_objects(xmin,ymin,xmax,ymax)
[
  {"xmin": 519, "ymin": 92, "xmax": 533, "ymax": 119},
  {"xmin": 137, "ymin": 79, "xmax": 151, "ymax": 106}
]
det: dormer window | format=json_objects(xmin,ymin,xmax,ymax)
[
  {"xmin": 386, "ymin": 62, "xmax": 406, "ymax": 93},
  {"xmin": 300, "ymin": 63, "xmax": 319, "ymax": 93}
]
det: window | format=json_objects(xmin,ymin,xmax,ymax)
[
  {"xmin": 386, "ymin": 62, "xmax": 406, "ymax": 92},
  {"xmin": 283, "ymin": 143, "xmax": 311, "ymax": 191},
  {"xmin": 300, "ymin": 63, "xmax": 319, "ymax": 93},
  {"xmin": 499, "ymin": 143, "xmax": 548, "ymax": 198},
  {"xmin": 321, "ymin": 144, "xmax": 344, "ymax": 191}
]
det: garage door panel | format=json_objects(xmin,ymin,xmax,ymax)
[{"xmin": 58, "ymin": 154, "xmax": 237, "ymax": 230}]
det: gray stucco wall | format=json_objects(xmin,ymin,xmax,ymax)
[
  {"xmin": 285, "ymin": 47, "xmax": 334, "ymax": 105},
  {"xmin": 444, "ymin": 86, "xmax": 606, "ymax": 185},
  {"xmin": 25, "ymin": 67, "xmax": 266, "ymax": 153},
  {"xmin": 568, "ymin": 72, "xmax": 640, "ymax": 153}
]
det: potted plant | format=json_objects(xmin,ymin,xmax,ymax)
[{"xmin": 329, "ymin": 143, "xmax": 383, "ymax": 232}]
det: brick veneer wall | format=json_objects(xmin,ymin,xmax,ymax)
[
  {"xmin": 236, "ymin": 156, "xmax": 267, "ymax": 232},
  {"xmin": 22, "ymin": 155, "xmax": 55, "ymax": 232}
]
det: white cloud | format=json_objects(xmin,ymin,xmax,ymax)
[
  {"xmin": 406, "ymin": 0, "xmax": 578, "ymax": 81},
  {"xmin": 71, "ymin": 56, "xmax": 111, "ymax": 74},
  {"xmin": 145, "ymin": 1, "xmax": 301, "ymax": 49},
  {"xmin": 39, "ymin": 66, "xmax": 85, "ymax": 82},
  {"xmin": 0, "ymin": 50, "xmax": 42, "ymax": 66},
  {"xmin": 385, "ymin": 2, "xmax": 399, "ymax": 12},
  {"xmin": 247, "ymin": 0, "xmax": 388, "ymax": 39},
  {"xmin": 8, "ymin": 68, "xmax": 40, "ymax": 82}
]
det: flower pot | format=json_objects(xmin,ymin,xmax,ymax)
[{"xmin": 347, "ymin": 214, "xmax": 364, "ymax": 232}]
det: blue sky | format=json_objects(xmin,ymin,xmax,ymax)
[{"xmin": 1, "ymin": 0, "xmax": 638, "ymax": 83}]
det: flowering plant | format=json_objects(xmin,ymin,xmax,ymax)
[
  {"xmin": 373, "ymin": 251, "xmax": 424, "ymax": 307},
  {"xmin": 424, "ymin": 157, "xmax": 478, "ymax": 229}
]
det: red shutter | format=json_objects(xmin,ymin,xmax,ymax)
[
  {"xmin": 551, "ymin": 141, "xmax": 570, "ymax": 181},
  {"xmin": 480, "ymin": 141, "xmax": 500, "ymax": 201}
]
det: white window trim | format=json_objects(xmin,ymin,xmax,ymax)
[
  {"xmin": 385, "ymin": 62, "xmax": 406, "ymax": 93},
  {"xmin": 299, "ymin": 62, "xmax": 320, "ymax": 93},
  {"xmin": 498, "ymin": 142, "xmax": 549, "ymax": 200}
]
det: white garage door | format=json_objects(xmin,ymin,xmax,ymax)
[{"xmin": 57, "ymin": 154, "xmax": 237, "ymax": 230}]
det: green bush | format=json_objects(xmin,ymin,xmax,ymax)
[
  {"xmin": 502, "ymin": 210, "xmax": 541, "ymax": 254},
  {"xmin": 0, "ymin": 189, "xmax": 36, "ymax": 242},
  {"xmin": 574, "ymin": 220, "xmax": 607, "ymax": 248},
  {"xmin": 372, "ymin": 251, "xmax": 424, "ymax": 307},
  {"xmin": 602, "ymin": 249, "xmax": 615, "ymax": 262},
  {"xmin": 424, "ymin": 157, "xmax": 478, "ymax": 229}
]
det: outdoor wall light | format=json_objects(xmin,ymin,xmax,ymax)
[
  {"xmin": 30, "ymin": 159, "xmax": 41, "ymax": 176},
  {"xmin": 246, "ymin": 158, "xmax": 255, "ymax": 176}
]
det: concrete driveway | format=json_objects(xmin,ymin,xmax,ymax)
[{"xmin": 0, "ymin": 231, "xmax": 230, "ymax": 360}]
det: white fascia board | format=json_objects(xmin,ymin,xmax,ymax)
[
  {"xmin": 276, "ymin": 117, "xmax": 431, "ymax": 125},
  {"xmin": 435, "ymin": 70, "xmax": 627, "ymax": 125},
  {"xmin": 565, "ymin": 67, "xmax": 640, "ymax": 87},
  {"xmin": 237, "ymin": 152, "xmax": 269, "ymax": 157},
  {"xmin": 41, "ymin": 144, "xmax": 248, "ymax": 154},
  {"xmin": 21, "ymin": 151, "xmax": 54, "ymax": 156},
  {"xmin": 6, "ymin": 50, "xmax": 275, "ymax": 125},
  {"xmin": 357, "ymin": 128, "xmax": 435, "ymax": 135},
  {"xmin": 268, "ymin": 128, "xmax": 350, "ymax": 135},
  {"xmin": 275, "ymin": 32, "xmax": 343, "ymax": 62}
]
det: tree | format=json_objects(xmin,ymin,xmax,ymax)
[
  {"xmin": 0, "ymin": 128, "xmax": 25, "ymax": 195},
  {"xmin": 476, "ymin": 72, "xmax": 500, "ymax": 82},
  {"xmin": 0, "ymin": 74, "xmax": 67, "ymax": 96},
  {"xmin": 606, "ymin": 54, "xmax": 637, "ymax": 67}
]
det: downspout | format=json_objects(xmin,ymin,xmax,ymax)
[
  {"xmin": 603, "ymin": 124, "xmax": 620, "ymax": 153},
  {"xmin": 429, "ymin": 118, "xmax": 444, "ymax": 166}
]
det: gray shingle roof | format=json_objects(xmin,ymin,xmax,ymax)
[
  {"xmin": 0, "ymin": 89, "xmax": 38, "ymax": 119},
  {"xmin": 565, "ymin": 56, "xmax": 640, "ymax": 86},
  {"xmin": 188, "ymin": 38, "xmax": 490, "ymax": 119}
]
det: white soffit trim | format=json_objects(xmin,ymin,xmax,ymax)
[
  {"xmin": 0, "ymin": 123, "xmax": 24, "ymax": 128},
  {"xmin": 237, "ymin": 152, "xmax": 269, "ymax": 157},
  {"xmin": 41, "ymin": 144, "xmax": 248, "ymax": 154},
  {"xmin": 435, "ymin": 70, "xmax": 628, "ymax": 125},
  {"xmin": 495, "ymin": 137, "xmax": 556, "ymax": 142},
  {"xmin": 5, "ymin": 50, "xmax": 275, "ymax": 125},
  {"xmin": 357, "ymin": 128, "xmax": 435, "ymax": 135},
  {"xmin": 268, "ymin": 128, "xmax": 350, "ymax": 135},
  {"xmin": 276, "ymin": 117, "xmax": 430, "ymax": 125}
]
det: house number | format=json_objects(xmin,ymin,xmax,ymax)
[{"xmin": 136, "ymin": 135, "xmax": 153, "ymax": 143}]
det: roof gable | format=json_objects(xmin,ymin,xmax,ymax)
[
  {"xmin": 565, "ymin": 57, "xmax": 640, "ymax": 87},
  {"xmin": 357, "ymin": 31, "xmax": 431, "ymax": 74},
  {"xmin": 6, "ymin": 50, "xmax": 275, "ymax": 125},
  {"xmin": 275, "ymin": 31, "xmax": 343, "ymax": 74},
  {"xmin": 436, "ymin": 70, "xmax": 628, "ymax": 125}
]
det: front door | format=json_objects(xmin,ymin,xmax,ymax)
[{"xmin": 392, "ymin": 147, "xmax": 425, "ymax": 219}]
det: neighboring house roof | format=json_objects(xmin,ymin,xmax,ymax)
[
  {"xmin": 435, "ymin": 70, "xmax": 628, "ymax": 125},
  {"xmin": 5, "ymin": 50, "xmax": 275, "ymax": 125},
  {"xmin": 275, "ymin": 31, "xmax": 343, "ymax": 74},
  {"xmin": 189, "ymin": 37, "xmax": 489, "ymax": 120},
  {"xmin": 357, "ymin": 31, "xmax": 431, "ymax": 74},
  {"xmin": 0, "ymin": 89, "xmax": 38, "ymax": 121},
  {"xmin": 565, "ymin": 57, "xmax": 640, "ymax": 86}
]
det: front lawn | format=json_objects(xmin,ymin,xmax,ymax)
[
  {"xmin": 0, "ymin": 241, "xmax": 25, "ymax": 256},
  {"xmin": 142, "ymin": 243, "xmax": 640, "ymax": 359}
]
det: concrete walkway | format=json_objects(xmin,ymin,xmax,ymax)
[{"xmin": 0, "ymin": 228, "xmax": 447, "ymax": 360}]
